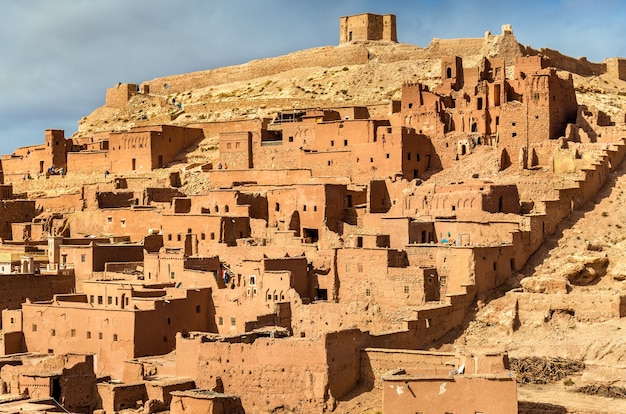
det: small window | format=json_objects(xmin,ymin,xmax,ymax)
[
  {"xmin": 218, "ymin": 316, "xmax": 223, "ymax": 325},
  {"xmin": 230, "ymin": 317, "xmax": 236, "ymax": 326},
  {"xmin": 51, "ymin": 329, "xmax": 56, "ymax": 337},
  {"xmin": 71, "ymin": 329, "xmax": 76, "ymax": 337},
  {"xmin": 97, "ymin": 296, "xmax": 103, "ymax": 305},
  {"xmin": 288, "ymin": 136, "xmax": 293, "ymax": 142},
  {"xmin": 99, "ymin": 332, "xmax": 103, "ymax": 340},
  {"xmin": 32, "ymin": 324, "xmax": 37, "ymax": 332},
  {"xmin": 404, "ymin": 286, "xmax": 410, "ymax": 294},
  {"xmin": 225, "ymin": 205, "xmax": 229, "ymax": 212},
  {"xmin": 275, "ymin": 203, "xmax": 280, "ymax": 212},
  {"xmin": 249, "ymin": 275, "xmax": 256, "ymax": 285},
  {"xmin": 168, "ymin": 234, "xmax": 172, "ymax": 241},
  {"xmin": 365, "ymin": 288, "xmax": 371, "ymax": 297},
  {"xmin": 163, "ymin": 336, "xmax": 167, "ymax": 342},
  {"xmin": 407, "ymin": 153, "xmax": 411, "ymax": 161},
  {"xmin": 81, "ymin": 254, "xmax": 86, "ymax": 263},
  {"xmin": 196, "ymin": 305, "xmax": 201, "ymax": 313},
  {"xmin": 89, "ymin": 295, "xmax": 94, "ymax": 304},
  {"xmin": 303, "ymin": 205, "xmax": 307, "ymax": 212},
  {"xmin": 408, "ymin": 103, "xmax": 413, "ymax": 109},
  {"xmin": 227, "ymin": 143, "xmax": 232, "ymax": 149},
  {"xmin": 107, "ymin": 296, "xmax": 112, "ymax": 305},
  {"xmin": 177, "ymin": 234, "xmax": 181, "ymax": 241},
  {"xmin": 210, "ymin": 232, "xmax": 215, "ymax": 240},
  {"xmin": 313, "ymin": 206, "xmax": 317, "ymax": 212},
  {"xmin": 201, "ymin": 233, "xmax": 206, "ymax": 240},
  {"xmin": 512, "ymin": 132, "xmax": 517, "ymax": 138},
  {"xmin": 107, "ymin": 217, "xmax": 112, "ymax": 223},
  {"xmin": 120, "ymin": 219, "xmax": 126, "ymax": 228},
  {"xmin": 370, "ymin": 157, "xmax": 374, "ymax": 163},
  {"xmin": 87, "ymin": 331, "xmax": 91, "ymax": 339},
  {"xmin": 113, "ymin": 334, "xmax": 118, "ymax": 341},
  {"xmin": 330, "ymin": 140, "xmax": 334, "ymax": 146},
  {"xmin": 344, "ymin": 139, "xmax": 348, "ymax": 146}
]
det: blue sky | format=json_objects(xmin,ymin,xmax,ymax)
[{"xmin": 1, "ymin": 0, "xmax": 625, "ymax": 156}]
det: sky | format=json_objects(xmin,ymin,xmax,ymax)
[{"xmin": 1, "ymin": 0, "xmax": 626, "ymax": 156}]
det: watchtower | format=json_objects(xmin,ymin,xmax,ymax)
[{"xmin": 340, "ymin": 13, "xmax": 397, "ymax": 44}]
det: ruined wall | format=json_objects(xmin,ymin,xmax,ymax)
[{"xmin": 175, "ymin": 330, "xmax": 366, "ymax": 413}]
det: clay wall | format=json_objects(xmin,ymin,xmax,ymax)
[
  {"xmin": 69, "ymin": 208, "xmax": 162, "ymax": 241},
  {"xmin": 219, "ymin": 132, "xmax": 252, "ymax": 169},
  {"xmin": 67, "ymin": 150, "xmax": 112, "ymax": 174},
  {"xmin": 98, "ymin": 382, "xmax": 147, "ymax": 412},
  {"xmin": 267, "ymin": 184, "xmax": 346, "ymax": 237},
  {"xmin": 105, "ymin": 83, "xmax": 143, "ymax": 108},
  {"xmin": 0, "ymin": 273, "xmax": 74, "ymax": 324},
  {"xmin": 208, "ymin": 169, "xmax": 323, "ymax": 188},
  {"xmin": 175, "ymin": 329, "xmax": 366, "ymax": 413},
  {"xmin": 144, "ymin": 45, "xmax": 370, "ymax": 95},
  {"xmin": 382, "ymin": 374, "xmax": 517, "ymax": 414},
  {"xmin": 34, "ymin": 192, "xmax": 83, "ymax": 213},
  {"xmin": 170, "ymin": 390, "xmax": 244, "ymax": 414},
  {"xmin": 605, "ymin": 57, "xmax": 626, "ymax": 81},
  {"xmin": 0, "ymin": 200, "xmax": 37, "ymax": 240},
  {"xmin": 360, "ymin": 348, "xmax": 456, "ymax": 390},
  {"xmin": 161, "ymin": 214, "xmax": 250, "ymax": 249}
]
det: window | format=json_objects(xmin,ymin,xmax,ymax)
[
  {"xmin": 170, "ymin": 271, "xmax": 175, "ymax": 279},
  {"xmin": 288, "ymin": 136, "xmax": 293, "ymax": 142},
  {"xmin": 90, "ymin": 295, "xmax": 94, "ymax": 304},
  {"xmin": 210, "ymin": 232, "xmax": 215, "ymax": 240},
  {"xmin": 225, "ymin": 205, "xmax": 229, "ymax": 212},
  {"xmin": 386, "ymin": 153, "xmax": 389, "ymax": 159},
  {"xmin": 163, "ymin": 336, "xmax": 168, "ymax": 342},
  {"xmin": 303, "ymin": 205, "xmax": 307, "ymax": 211},
  {"xmin": 249, "ymin": 275, "xmax": 256, "ymax": 285},
  {"xmin": 344, "ymin": 139, "xmax": 348, "ymax": 146},
  {"xmin": 97, "ymin": 296, "xmax": 103, "ymax": 304},
  {"xmin": 168, "ymin": 234, "xmax": 172, "ymax": 241},
  {"xmin": 71, "ymin": 329, "xmax": 76, "ymax": 337},
  {"xmin": 330, "ymin": 140, "xmax": 334, "ymax": 146},
  {"xmin": 358, "ymin": 263, "xmax": 363, "ymax": 273},
  {"xmin": 99, "ymin": 332, "xmax": 103, "ymax": 340},
  {"xmin": 196, "ymin": 305, "xmax": 201, "ymax": 313},
  {"xmin": 365, "ymin": 288, "xmax": 371, "ymax": 297},
  {"xmin": 275, "ymin": 203, "xmax": 280, "ymax": 212},
  {"xmin": 167, "ymin": 317, "xmax": 171, "ymax": 325},
  {"xmin": 408, "ymin": 103, "xmax": 413, "ymax": 109},
  {"xmin": 120, "ymin": 219, "xmax": 126, "ymax": 228},
  {"xmin": 512, "ymin": 132, "xmax": 517, "ymax": 138},
  {"xmin": 107, "ymin": 217, "xmax": 112, "ymax": 223},
  {"xmin": 235, "ymin": 142, "xmax": 240, "ymax": 149},
  {"xmin": 81, "ymin": 254, "xmax": 86, "ymax": 263},
  {"xmin": 227, "ymin": 143, "xmax": 232, "ymax": 149},
  {"xmin": 404, "ymin": 286, "xmax": 410, "ymax": 294},
  {"xmin": 313, "ymin": 206, "xmax": 317, "ymax": 212},
  {"xmin": 32, "ymin": 324, "xmax": 37, "ymax": 332},
  {"xmin": 218, "ymin": 316, "xmax": 223, "ymax": 325},
  {"xmin": 177, "ymin": 234, "xmax": 181, "ymax": 241},
  {"xmin": 407, "ymin": 153, "xmax": 411, "ymax": 160},
  {"xmin": 107, "ymin": 296, "xmax": 112, "ymax": 305},
  {"xmin": 87, "ymin": 331, "xmax": 91, "ymax": 339},
  {"xmin": 51, "ymin": 329, "xmax": 56, "ymax": 337},
  {"xmin": 113, "ymin": 334, "xmax": 118, "ymax": 341},
  {"xmin": 201, "ymin": 233, "xmax": 206, "ymax": 240},
  {"xmin": 231, "ymin": 317, "xmax": 236, "ymax": 326}
]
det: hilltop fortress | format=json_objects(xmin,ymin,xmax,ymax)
[{"xmin": 0, "ymin": 12, "xmax": 623, "ymax": 413}]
